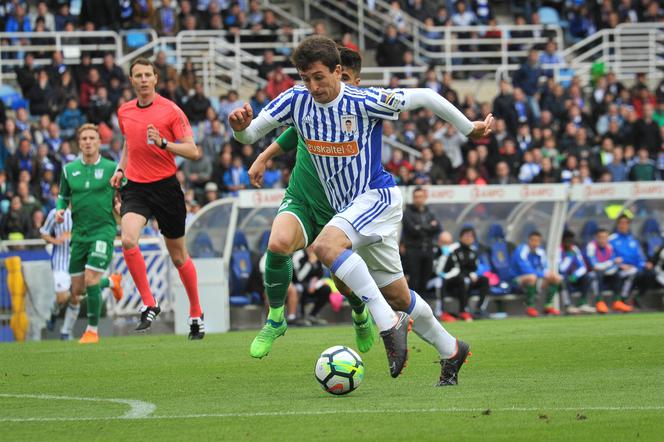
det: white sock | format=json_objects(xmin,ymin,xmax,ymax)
[
  {"xmin": 60, "ymin": 303, "xmax": 80, "ymax": 335},
  {"xmin": 85, "ymin": 325, "xmax": 98, "ymax": 333},
  {"xmin": 332, "ymin": 250, "xmax": 396, "ymax": 331},
  {"xmin": 407, "ymin": 290, "xmax": 457, "ymax": 359},
  {"xmin": 107, "ymin": 277, "xmax": 114, "ymax": 289}
]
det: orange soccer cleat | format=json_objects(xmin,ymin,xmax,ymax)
[
  {"xmin": 78, "ymin": 330, "xmax": 99, "ymax": 344},
  {"xmin": 543, "ymin": 306, "xmax": 561, "ymax": 316},
  {"xmin": 458, "ymin": 312, "xmax": 474, "ymax": 322},
  {"xmin": 525, "ymin": 307, "xmax": 539, "ymax": 317},
  {"xmin": 109, "ymin": 273, "xmax": 124, "ymax": 302},
  {"xmin": 440, "ymin": 312, "xmax": 457, "ymax": 323},
  {"xmin": 595, "ymin": 300, "xmax": 609, "ymax": 314},
  {"xmin": 611, "ymin": 300, "xmax": 633, "ymax": 313}
]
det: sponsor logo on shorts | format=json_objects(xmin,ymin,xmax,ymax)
[{"xmin": 305, "ymin": 139, "xmax": 359, "ymax": 157}]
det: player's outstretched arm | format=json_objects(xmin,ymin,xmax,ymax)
[
  {"xmin": 231, "ymin": 103, "xmax": 282, "ymax": 145},
  {"xmin": 401, "ymin": 88, "xmax": 493, "ymax": 140}
]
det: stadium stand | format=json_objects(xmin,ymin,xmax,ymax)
[{"xmin": 0, "ymin": 1, "xmax": 662, "ymax": 332}]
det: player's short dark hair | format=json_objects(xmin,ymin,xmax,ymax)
[
  {"xmin": 129, "ymin": 57, "xmax": 157, "ymax": 77},
  {"xmin": 413, "ymin": 186, "xmax": 426, "ymax": 194},
  {"xmin": 562, "ymin": 230, "xmax": 575, "ymax": 241},
  {"xmin": 616, "ymin": 214, "xmax": 631, "ymax": 223},
  {"xmin": 292, "ymin": 36, "xmax": 340, "ymax": 72},
  {"xmin": 596, "ymin": 227, "xmax": 608, "ymax": 235},
  {"xmin": 339, "ymin": 47, "xmax": 362, "ymax": 76},
  {"xmin": 528, "ymin": 230, "xmax": 542, "ymax": 239},
  {"xmin": 460, "ymin": 226, "xmax": 475, "ymax": 237}
]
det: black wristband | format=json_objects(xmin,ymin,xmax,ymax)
[
  {"xmin": 116, "ymin": 168, "xmax": 124, "ymax": 175},
  {"xmin": 160, "ymin": 138, "xmax": 168, "ymax": 149}
]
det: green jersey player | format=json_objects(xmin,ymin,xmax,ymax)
[{"xmin": 56, "ymin": 124, "xmax": 123, "ymax": 344}]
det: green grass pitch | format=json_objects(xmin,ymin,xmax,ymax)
[{"xmin": 1, "ymin": 313, "xmax": 663, "ymax": 441}]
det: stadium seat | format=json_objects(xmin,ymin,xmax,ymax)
[
  {"xmin": 191, "ymin": 231, "xmax": 217, "ymax": 258},
  {"xmin": 538, "ymin": 7, "xmax": 561, "ymax": 25},
  {"xmin": 641, "ymin": 218, "xmax": 663, "ymax": 258},
  {"xmin": 230, "ymin": 231, "xmax": 253, "ymax": 297},
  {"xmin": 486, "ymin": 223, "xmax": 514, "ymax": 295},
  {"xmin": 580, "ymin": 220, "xmax": 599, "ymax": 245},
  {"xmin": 126, "ymin": 31, "xmax": 149, "ymax": 49},
  {"xmin": 258, "ymin": 229, "xmax": 271, "ymax": 257}
]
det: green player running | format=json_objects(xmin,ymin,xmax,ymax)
[
  {"xmin": 247, "ymin": 48, "xmax": 376, "ymax": 358},
  {"xmin": 56, "ymin": 124, "xmax": 123, "ymax": 344}
]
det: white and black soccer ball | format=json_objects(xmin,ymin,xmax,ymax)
[{"xmin": 314, "ymin": 345, "xmax": 365, "ymax": 395}]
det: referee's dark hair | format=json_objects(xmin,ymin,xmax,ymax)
[
  {"xmin": 292, "ymin": 35, "xmax": 340, "ymax": 73},
  {"xmin": 338, "ymin": 46, "xmax": 362, "ymax": 77},
  {"xmin": 129, "ymin": 57, "xmax": 158, "ymax": 77}
]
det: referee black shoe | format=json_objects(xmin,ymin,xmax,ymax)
[
  {"xmin": 188, "ymin": 315, "xmax": 205, "ymax": 340},
  {"xmin": 135, "ymin": 305, "xmax": 161, "ymax": 331},
  {"xmin": 380, "ymin": 311, "xmax": 411, "ymax": 378},
  {"xmin": 437, "ymin": 340, "xmax": 471, "ymax": 386}
]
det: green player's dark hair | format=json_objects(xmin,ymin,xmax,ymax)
[{"xmin": 338, "ymin": 46, "xmax": 362, "ymax": 76}]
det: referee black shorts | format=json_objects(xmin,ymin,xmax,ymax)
[{"xmin": 120, "ymin": 175, "xmax": 186, "ymax": 239}]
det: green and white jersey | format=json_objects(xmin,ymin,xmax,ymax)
[
  {"xmin": 56, "ymin": 156, "xmax": 117, "ymax": 242},
  {"xmin": 277, "ymin": 127, "xmax": 336, "ymax": 225}
]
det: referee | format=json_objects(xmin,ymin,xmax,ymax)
[{"xmin": 110, "ymin": 58, "xmax": 205, "ymax": 340}]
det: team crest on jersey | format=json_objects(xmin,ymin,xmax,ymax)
[
  {"xmin": 341, "ymin": 114, "xmax": 357, "ymax": 135},
  {"xmin": 379, "ymin": 91, "xmax": 400, "ymax": 110},
  {"xmin": 94, "ymin": 169, "xmax": 104, "ymax": 179}
]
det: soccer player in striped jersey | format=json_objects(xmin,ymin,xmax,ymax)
[
  {"xmin": 41, "ymin": 207, "xmax": 75, "ymax": 339},
  {"xmin": 231, "ymin": 36, "xmax": 492, "ymax": 380},
  {"xmin": 246, "ymin": 48, "xmax": 376, "ymax": 357}
]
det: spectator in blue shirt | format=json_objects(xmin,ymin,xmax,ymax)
[
  {"xmin": 512, "ymin": 49, "xmax": 543, "ymax": 121},
  {"xmin": 58, "ymin": 98, "xmax": 87, "ymax": 140},
  {"xmin": 223, "ymin": 156, "xmax": 251, "ymax": 196},
  {"xmin": 609, "ymin": 214, "xmax": 653, "ymax": 309},
  {"xmin": 539, "ymin": 40, "xmax": 562, "ymax": 78},
  {"xmin": 606, "ymin": 146, "xmax": 628, "ymax": 182},
  {"xmin": 510, "ymin": 230, "xmax": 562, "ymax": 317}
]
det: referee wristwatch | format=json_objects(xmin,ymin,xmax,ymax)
[{"xmin": 160, "ymin": 137, "xmax": 168, "ymax": 149}]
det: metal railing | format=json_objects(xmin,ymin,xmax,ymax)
[{"xmin": 0, "ymin": 31, "xmax": 123, "ymax": 86}]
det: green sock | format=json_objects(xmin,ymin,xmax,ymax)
[
  {"xmin": 347, "ymin": 293, "xmax": 366, "ymax": 315},
  {"xmin": 100, "ymin": 277, "xmax": 110, "ymax": 289},
  {"xmin": 525, "ymin": 285, "xmax": 537, "ymax": 306},
  {"xmin": 546, "ymin": 284, "xmax": 558, "ymax": 305},
  {"xmin": 86, "ymin": 284, "xmax": 102, "ymax": 327},
  {"xmin": 264, "ymin": 250, "xmax": 292, "ymax": 309},
  {"xmin": 267, "ymin": 306, "xmax": 285, "ymax": 324}
]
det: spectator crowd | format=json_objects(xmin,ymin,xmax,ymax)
[{"xmin": 0, "ymin": 0, "xmax": 663, "ymax": 244}]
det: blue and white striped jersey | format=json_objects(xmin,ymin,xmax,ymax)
[
  {"xmin": 40, "ymin": 208, "xmax": 72, "ymax": 272},
  {"xmin": 262, "ymin": 83, "xmax": 407, "ymax": 212}
]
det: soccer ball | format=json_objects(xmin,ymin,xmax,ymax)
[{"xmin": 314, "ymin": 345, "xmax": 365, "ymax": 395}]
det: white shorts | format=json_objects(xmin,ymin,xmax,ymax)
[
  {"xmin": 328, "ymin": 187, "xmax": 403, "ymax": 288},
  {"xmin": 53, "ymin": 270, "xmax": 71, "ymax": 293}
]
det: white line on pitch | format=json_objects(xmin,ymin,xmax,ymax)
[
  {"xmin": 1, "ymin": 405, "xmax": 663, "ymax": 422},
  {"xmin": 0, "ymin": 394, "xmax": 156, "ymax": 419}
]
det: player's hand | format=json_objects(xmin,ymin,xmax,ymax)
[
  {"xmin": 228, "ymin": 103, "xmax": 254, "ymax": 132},
  {"xmin": 645, "ymin": 261, "xmax": 654, "ymax": 270},
  {"xmin": 55, "ymin": 209, "xmax": 65, "ymax": 223},
  {"xmin": 110, "ymin": 170, "xmax": 124, "ymax": 188},
  {"xmin": 468, "ymin": 113, "xmax": 494, "ymax": 140},
  {"xmin": 248, "ymin": 157, "xmax": 266, "ymax": 188},
  {"xmin": 147, "ymin": 124, "xmax": 161, "ymax": 145},
  {"xmin": 614, "ymin": 257, "xmax": 623, "ymax": 264}
]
